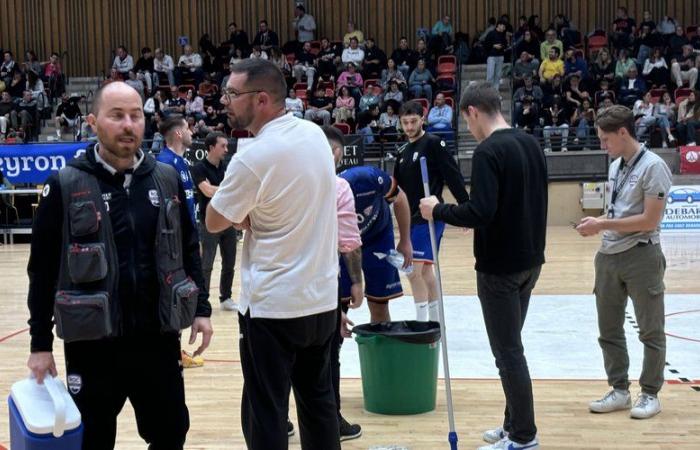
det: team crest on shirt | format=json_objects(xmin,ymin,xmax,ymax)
[
  {"xmin": 148, "ymin": 189, "xmax": 160, "ymax": 206},
  {"xmin": 629, "ymin": 174, "xmax": 639, "ymax": 187},
  {"xmin": 180, "ymin": 171, "xmax": 189, "ymax": 183},
  {"xmin": 378, "ymin": 176, "xmax": 384, "ymax": 185},
  {"xmin": 67, "ymin": 374, "xmax": 82, "ymax": 394},
  {"xmin": 440, "ymin": 140, "xmax": 446, "ymax": 147},
  {"xmin": 41, "ymin": 184, "xmax": 50, "ymax": 197},
  {"xmin": 413, "ymin": 152, "xmax": 419, "ymax": 162}
]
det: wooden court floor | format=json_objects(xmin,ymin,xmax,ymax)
[{"xmin": 0, "ymin": 226, "xmax": 698, "ymax": 449}]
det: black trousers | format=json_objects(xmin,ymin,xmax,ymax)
[
  {"xmin": 199, "ymin": 223, "xmax": 237, "ymax": 302},
  {"xmin": 330, "ymin": 293, "xmax": 350, "ymax": 418},
  {"xmin": 476, "ymin": 266, "xmax": 542, "ymax": 444},
  {"xmin": 64, "ymin": 334, "xmax": 188, "ymax": 450},
  {"xmin": 239, "ymin": 309, "xmax": 340, "ymax": 450}
]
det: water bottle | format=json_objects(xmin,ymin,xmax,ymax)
[{"xmin": 374, "ymin": 250, "xmax": 413, "ymax": 274}]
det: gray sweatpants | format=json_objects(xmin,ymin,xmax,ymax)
[{"xmin": 594, "ymin": 243, "xmax": 666, "ymax": 395}]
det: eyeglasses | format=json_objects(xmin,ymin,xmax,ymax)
[{"xmin": 221, "ymin": 88, "xmax": 264, "ymax": 102}]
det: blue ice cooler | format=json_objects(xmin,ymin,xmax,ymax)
[{"xmin": 8, "ymin": 375, "xmax": 82, "ymax": 450}]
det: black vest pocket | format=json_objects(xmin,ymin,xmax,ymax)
[
  {"xmin": 69, "ymin": 201, "xmax": 100, "ymax": 237},
  {"xmin": 54, "ymin": 291, "xmax": 112, "ymax": 342},
  {"xmin": 159, "ymin": 269, "xmax": 199, "ymax": 333},
  {"xmin": 67, "ymin": 243, "xmax": 108, "ymax": 283}
]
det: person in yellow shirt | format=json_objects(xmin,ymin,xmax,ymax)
[
  {"xmin": 343, "ymin": 20, "xmax": 365, "ymax": 47},
  {"xmin": 539, "ymin": 47, "xmax": 565, "ymax": 84}
]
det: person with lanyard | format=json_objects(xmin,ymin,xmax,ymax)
[
  {"xmin": 156, "ymin": 115, "xmax": 197, "ymax": 225},
  {"xmin": 190, "ymin": 132, "xmax": 238, "ymax": 312},
  {"xmin": 576, "ymin": 105, "xmax": 672, "ymax": 420},
  {"xmin": 206, "ymin": 59, "xmax": 341, "ymax": 450},
  {"xmin": 394, "ymin": 100, "xmax": 469, "ymax": 322}
]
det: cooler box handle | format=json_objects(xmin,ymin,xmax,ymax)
[{"xmin": 42, "ymin": 375, "xmax": 67, "ymax": 437}]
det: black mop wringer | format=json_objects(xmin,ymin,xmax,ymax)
[{"xmin": 420, "ymin": 156, "xmax": 458, "ymax": 450}]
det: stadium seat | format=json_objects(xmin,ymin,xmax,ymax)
[
  {"xmin": 364, "ymin": 78, "xmax": 380, "ymax": 89},
  {"xmin": 437, "ymin": 62, "xmax": 457, "ymax": 75},
  {"xmin": 437, "ymin": 55, "xmax": 457, "ymax": 66},
  {"xmin": 293, "ymin": 82, "xmax": 308, "ymax": 100},
  {"xmin": 587, "ymin": 35, "xmax": 608, "ymax": 58},
  {"xmin": 285, "ymin": 53, "xmax": 295, "ymax": 65},
  {"xmin": 687, "ymin": 25, "xmax": 698, "ymax": 39},
  {"xmin": 309, "ymin": 40, "xmax": 321, "ymax": 55},
  {"xmin": 436, "ymin": 74, "xmax": 456, "ymax": 92},
  {"xmin": 416, "ymin": 98, "xmax": 429, "ymax": 117},
  {"xmin": 649, "ymin": 89, "xmax": 666, "ymax": 104},
  {"xmin": 675, "ymin": 87, "xmax": 692, "ymax": 101},
  {"xmin": 325, "ymin": 88, "xmax": 335, "ymax": 97},
  {"xmin": 444, "ymin": 97, "xmax": 455, "ymax": 109},
  {"xmin": 334, "ymin": 122, "xmax": 351, "ymax": 134},
  {"xmin": 318, "ymin": 80, "xmax": 335, "ymax": 91}
]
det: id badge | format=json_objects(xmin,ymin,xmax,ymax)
[{"xmin": 607, "ymin": 208, "xmax": 615, "ymax": 219}]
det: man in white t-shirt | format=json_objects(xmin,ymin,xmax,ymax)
[{"xmin": 206, "ymin": 59, "xmax": 340, "ymax": 450}]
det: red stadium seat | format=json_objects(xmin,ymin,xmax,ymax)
[
  {"xmin": 437, "ymin": 55, "xmax": 457, "ymax": 66},
  {"xmin": 415, "ymin": 98, "xmax": 429, "ymax": 117},
  {"xmin": 436, "ymin": 74, "xmax": 456, "ymax": 92},
  {"xmin": 285, "ymin": 53, "xmax": 295, "ymax": 65},
  {"xmin": 309, "ymin": 40, "xmax": 321, "ymax": 56},
  {"xmin": 364, "ymin": 78, "xmax": 380, "ymax": 89},
  {"xmin": 437, "ymin": 62, "xmax": 456, "ymax": 75},
  {"xmin": 293, "ymin": 82, "xmax": 308, "ymax": 100},
  {"xmin": 334, "ymin": 123, "xmax": 351, "ymax": 134},
  {"xmin": 687, "ymin": 25, "xmax": 698, "ymax": 39},
  {"xmin": 675, "ymin": 87, "xmax": 692, "ymax": 100},
  {"xmin": 587, "ymin": 35, "xmax": 608, "ymax": 58},
  {"xmin": 444, "ymin": 97, "xmax": 455, "ymax": 109},
  {"xmin": 649, "ymin": 88, "xmax": 666, "ymax": 104}
]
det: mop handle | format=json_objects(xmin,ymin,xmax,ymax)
[{"xmin": 419, "ymin": 157, "xmax": 458, "ymax": 444}]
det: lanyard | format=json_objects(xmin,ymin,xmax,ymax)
[{"xmin": 611, "ymin": 149, "xmax": 646, "ymax": 206}]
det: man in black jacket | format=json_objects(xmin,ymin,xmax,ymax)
[
  {"xmin": 26, "ymin": 81, "xmax": 213, "ymax": 450},
  {"xmin": 420, "ymin": 82, "xmax": 547, "ymax": 450}
]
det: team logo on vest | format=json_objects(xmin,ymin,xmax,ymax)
[
  {"xmin": 629, "ymin": 174, "xmax": 639, "ymax": 187},
  {"xmin": 180, "ymin": 171, "xmax": 189, "ymax": 183},
  {"xmin": 148, "ymin": 189, "xmax": 160, "ymax": 206},
  {"xmin": 67, "ymin": 374, "xmax": 82, "ymax": 394},
  {"xmin": 42, "ymin": 184, "xmax": 50, "ymax": 197},
  {"xmin": 413, "ymin": 152, "xmax": 419, "ymax": 162},
  {"xmin": 440, "ymin": 140, "xmax": 446, "ymax": 148}
]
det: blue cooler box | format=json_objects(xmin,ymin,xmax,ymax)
[{"xmin": 8, "ymin": 376, "xmax": 82, "ymax": 450}]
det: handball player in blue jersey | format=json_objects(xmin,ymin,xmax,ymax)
[
  {"xmin": 156, "ymin": 115, "xmax": 198, "ymax": 225},
  {"xmin": 323, "ymin": 126, "xmax": 412, "ymax": 323}
]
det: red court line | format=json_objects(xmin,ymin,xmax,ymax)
[
  {"xmin": 0, "ymin": 327, "xmax": 29, "ymax": 344},
  {"xmin": 667, "ymin": 379, "xmax": 700, "ymax": 384}
]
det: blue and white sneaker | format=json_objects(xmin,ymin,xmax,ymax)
[
  {"xmin": 477, "ymin": 437, "xmax": 540, "ymax": 450},
  {"xmin": 482, "ymin": 426, "xmax": 508, "ymax": 444}
]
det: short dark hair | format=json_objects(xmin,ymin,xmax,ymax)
[
  {"xmin": 205, "ymin": 131, "xmax": 227, "ymax": 150},
  {"xmin": 551, "ymin": 47, "xmax": 560, "ymax": 56},
  {"xmin": 595, "ymin": 105, "xmax": 635, "ymax": 137},
  {"xmin": 141, "ymin": 47, "xmax": 151, "ymax": 54},
  {"xmin": 350, "ymin": 37, "xmax": 359, "ymax": 43},
  {"xmin": 117, "ymin": 45, "xmax": 127, "ymax": 53},
  {"xmin": 459, "ymin": 81, "xmax": 501, "ymax": 115},
  {"xmin": 296, "ymin": 4, "xmax": 305, "ymax": 13},
  {"xmin": 228, "ymin": 59, "xmax": 286, "ymax": 104},
  {"xmin": 399, "ymin": 100, "xmax": 424, "ymax": 117},
  {"xmin": 228, "ymin": 22, "xmax": 237, "ymax": 27},
  {"xmin": 259, "ymin": 19, "xmax": 268, "ymax": 26},
  {"xmin": 322, "ymin": 125, "xmax": 345, "ymax": 147},
  {"xmin": 159, "ymin": 114, "xmax": 187, "ymax": 138}
]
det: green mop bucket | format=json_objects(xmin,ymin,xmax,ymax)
[{"xmin": 354, "ymin": 321, "xmax": 441, "ymax": 415}]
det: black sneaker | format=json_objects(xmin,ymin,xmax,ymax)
[
  {"xmin": 287, "ymin": 419, "xmax": 294, "ymax": 437},
  {"xmin": 338, "ymin": 415, "xmax": 362, "ymax": 441}
]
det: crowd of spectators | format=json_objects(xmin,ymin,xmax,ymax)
[
  {"xmin": 102, "ymin": 6, "xmax": 460, "ymax": 148},
  {"xmin": 0, "ymin": 49, "xmax": 67, "ymax": 142},
  {"xmin": 503, "ymin": 8, "xmax": 700, "ymax": 150}
]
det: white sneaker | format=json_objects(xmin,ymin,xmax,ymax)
[
  {"xmin": 477, "ymin": 437, "xmax": 539, "ymax": 450},
  {"xmin": 589, "ymin": 389, "xmax": 631, "ymax": 413},
  {"xmin": 220, "ymin": 298, "xmax": 238, "ymax": 311},
  {"xmin": 662, "ymin": 141, "xmax": 668, "ymax": 148},
  {"xmin": 630, "ymin": 393, "xmax": 661, "ymax": 419},
  {"xmin": 482, "ymin": 426, "xmax": 508, "ymax": 444},
  {"xmin": 561, "ymin": 147, "xmax": 568, "ymax": 152}
]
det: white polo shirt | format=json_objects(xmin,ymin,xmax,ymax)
[{"xmin": 210, "ymin": 113, "xmax": 338, "ymax": 318}]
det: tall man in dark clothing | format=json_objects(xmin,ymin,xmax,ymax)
[
  {"xmin": 391, "ymin": 37, "xmax": 418, "ymax": 79},
  {"xmin": 26, "ymin": 82, "xmax": 213, "ymax": 450},
  {"xmin": 395, "ymin": 100, "xmax": 469, "ymax": 322},
  {"xmin": 252, "ymin": 20, "xmax": 279, "ymax": 52},
  {"xmin": 485, "ymin": 21, "xmax": 509, "ymax": 89},
  {"xmin": 420, "ymin": 82, "xmax": 547, "ymax": 450},
  {"xmin": 190, "ymin": 132, "xmax": 238, "ymax": 311}
]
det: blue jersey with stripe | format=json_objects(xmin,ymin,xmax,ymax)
[
  {"xmin": 156, "ymin": 147, "xmax": 197, "ymax": 225},
  {"xmin": 339, "ymin": 165, "xmax": 394, "ymax": 242}
]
